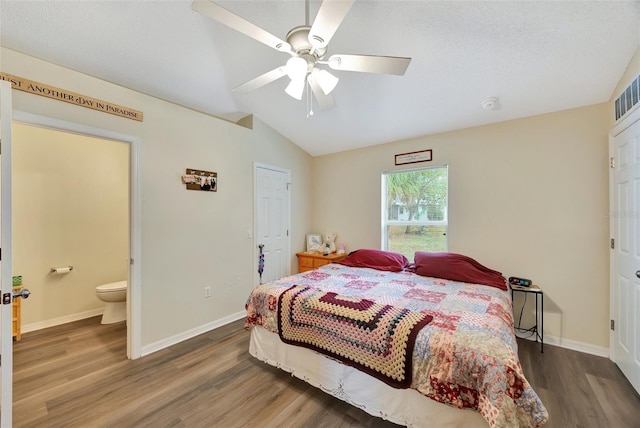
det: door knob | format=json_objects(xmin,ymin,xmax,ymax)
[
  {"xmin": 13, "ymin": 288, "xmax": 30, "ymax": 299},
  {"xmin": 636, "ymin": 270, "xmax": 640, "ymax": 278}
]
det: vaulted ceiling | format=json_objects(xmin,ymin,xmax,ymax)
[{"xmin": 1, "ymin": 1, "xmax": 639, "ymax": 156}]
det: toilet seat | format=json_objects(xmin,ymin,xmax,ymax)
[{"xmin": 96, "ymin": 280, "xmax": 127, "ymax": 293}]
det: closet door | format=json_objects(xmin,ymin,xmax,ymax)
[
  {"xmin": 254, "ymin": 164, "xmax": 290, "ymax": 285},
  {"xmin": 611, "ymin": 110, "xmax": 640, "ymax": 395}
]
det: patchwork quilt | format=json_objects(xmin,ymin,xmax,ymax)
[{"xmin": 245, "ymin": 264, "xmax": 549, "ymax": 428}]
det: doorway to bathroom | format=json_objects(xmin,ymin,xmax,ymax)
[{"xmin": 9, "ymin": 112, "xmax": 141, "ymax": 359}]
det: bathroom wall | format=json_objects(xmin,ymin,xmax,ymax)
[{"xmin": 12, "ymin": 123, "xmax": 129, "ymax": 328}]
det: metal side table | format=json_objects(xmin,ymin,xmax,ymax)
[{"xmin": 510, "ymin": 283, "xmax": 543, "ymax": 353}]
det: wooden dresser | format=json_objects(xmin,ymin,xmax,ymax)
[
  {"xmin": 13, "ymin": 286, "xmax": 22, "ymax": 341},
  {"xmin": 296, "ymin": 252, "xmax": 347, "ymax": 273}
]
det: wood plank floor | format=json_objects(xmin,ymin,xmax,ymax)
[{"xmin": 11, "ymin": 316, "xmax": 640, "ymax": 427}]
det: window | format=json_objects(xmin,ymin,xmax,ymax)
[{"xmin": 382, "ymin": 166, "xmax": 448, "ymax": 259}]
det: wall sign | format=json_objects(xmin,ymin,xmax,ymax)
[
  {"xmin": 0, "ymin": 71, "xmax": 143, "ymax": 122},
  {"xmin": 394, "ymin": 149, "xmax": 432, "ymax": 166}
]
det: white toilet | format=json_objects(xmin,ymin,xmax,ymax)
[{"xmin": 95, "ymin": 280, "xmax": 127, "ymax": 324}]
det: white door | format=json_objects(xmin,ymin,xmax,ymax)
[
  {"xmin": 0, "ymin": 80, "xmax": 14, "ymax": 426},
  {"xmin": 611, "ymin": 115, "xmax": 640, "ymax": 394},
  {"xmin": 254, "ymin": 164, "xmax": 290, "ymax": 285}
]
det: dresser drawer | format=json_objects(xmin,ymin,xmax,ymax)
[
  {"xmin": 296, "ymin": 252, "xmax": 348, "ymax": 274},
  {"xmin": 299, "ymin": 257, "xmax": 314, "ymax": 268},
  {"xmin": 313, "ymin": 259, "xmax": 331, "ymax": 268}
]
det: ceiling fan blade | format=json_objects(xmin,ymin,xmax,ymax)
[
  {"xmin": 233, "ymin": 67, "xmax": 287, "ymax": 93},
  {"xmin": 309, "ymin": 77, "xmax": 336, "ymax": 110},
  {"xmin": 327, "ymin": 54, "xmax": 411, "ymax": 75},
  {"xmin": 308, "ymin": 0, "xmax": 355, "ymax": 49},
  {"xmin": 192, "ymin": 1, "xmax": 292, "ymax": 53}
]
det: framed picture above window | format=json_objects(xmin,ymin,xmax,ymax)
[
  {"xmin": 394, "ymin": 149, "xmax": 432, "ymax": 166},
  {"xmin": 306, "ymin": 233, "xmax": 323, "ymax": 252}
]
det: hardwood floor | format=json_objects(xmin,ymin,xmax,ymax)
[{"xmin": 11, "ymin": 316, "xmax": 640, "ymax": 427}]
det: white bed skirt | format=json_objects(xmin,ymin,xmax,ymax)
[{"xmin": 249, "ymin": 327, "xmax": 488, "ymax": 428}]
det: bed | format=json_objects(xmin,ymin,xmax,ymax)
[{"xmin": 245, "ymin": 250, "xmax": 548, "ymax": 427}]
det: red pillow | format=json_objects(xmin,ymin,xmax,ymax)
[
  {"xmin": 337, "ymin": 249, "xmax": 409, "ymax": 272},
  {"xmin": 411, "ymin": 252, "xmax": 507, "ymax": 290}
]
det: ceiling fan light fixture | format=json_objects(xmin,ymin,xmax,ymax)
[
  {"xmin": 286, "ymin": 56, "xmax": 308, "ymax": 81},
  {"xmin": 285, "ymin": 78, "xmax": 305, "ymax": 100},
  {"xmin": 312, "ymin": 69, "xmax": 339, "ymax": 95},
  {"xmin": 194, "ymin": 0, "xmax": 411, "ymax": 112}
]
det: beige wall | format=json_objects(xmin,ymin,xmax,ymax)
[
  {"xmin": 312, "ymin": 104, "xmax": 610, "ymax": 348},
  {"xmin": 1, "ymin": 47, "xmax": 312, "ymax": 347},
  {"xmin": 13, "ymin": 124, "xmax": 129, "ymax": 325}
]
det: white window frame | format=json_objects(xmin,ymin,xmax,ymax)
[{"xmin": 381, "ymin": 165, "xmax": 449, "ymax": 251}]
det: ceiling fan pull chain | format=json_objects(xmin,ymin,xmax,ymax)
[{"xmin": 306, "ymin": 80, "xmax": 314, "ymax": 118}]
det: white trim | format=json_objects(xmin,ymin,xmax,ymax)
[
  {"xmin": 11, "ymin": 111, "xmax": 143, "ymax": 359},
  {"xmin": 128, "ymin": 128, "xmax": 142, "ymax": 359},
  {"xmin": 611, "ymin": 102, "xmax": 640, "ymax": 137},
  {"xmin": 1, "ymin": 79, "xmax": 14, "ymax": 428},
  {"xmin": 609, "ymin": 133, "xmax": 616, "ymax": 362},
  {"xmin": 386, "ymin": 220, "xmax": 447, "ymax": 227},
  {"xmin": 140, "ymin": 310, "xmax": 246, "ymax": 357},
  {"xmin": 22, "ymin": 308, "xmax": 104, "ymax": 333},
  {"xmin": 516, "ymin": 333, "xmax": 609, "ymax": 358},
  {"xmin": 382, "ymin": 163, "xmax": 449, "ymax": 175}
]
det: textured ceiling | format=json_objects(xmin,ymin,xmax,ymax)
[{"xmin": 1, "ymin": 1, "xmax": 639, "ymax": 156}]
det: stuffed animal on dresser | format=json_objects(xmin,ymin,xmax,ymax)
[{"xmin": 323, "ymin": 233, "xmax": 337, "ymax": 255}]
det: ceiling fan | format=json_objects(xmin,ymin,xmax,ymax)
[{"xmin": 192, "ymin": 0, "xmax": 411, "ymax": 111}]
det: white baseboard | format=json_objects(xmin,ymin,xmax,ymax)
[
  {"xmin": 143, "ymin": 312, "xmax": 610, "ymax": 359},
  {"xmin": 141, "ymin": 310, "xmax": 246, "ymax": 357},
  {"xmin": 22, "ymin": 308, "xmax": 105, "ymax": 333},
  {"xmin": 516, "ymin": 332, "xmax": 609, "ymax": 358},
  {"xmin": 140, "ymin": 312, "xmax": 608, "ymax": 359},
  {"xmin": 26, "ymin": 308, "xmax": 607, "ymax": 360}
]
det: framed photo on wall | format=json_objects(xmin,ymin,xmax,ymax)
[{"xmin": 306, "ymin": 233, "xmax": 323, "ymax": 252}]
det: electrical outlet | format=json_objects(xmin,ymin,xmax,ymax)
[{"xmin": 204, "ymin": 286, "xmax": 212, "ymax": 298}]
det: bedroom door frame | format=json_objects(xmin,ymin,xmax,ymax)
[
  {"xmin": 0, "ymin": 79, "xmax": 15, "ymax": 427},
  {"xmin": 253, "ymin": 163, "xmax": 291, "ymax": 286},
  {"xmin": 12, "ymin": 111, "xmax": 142, "ymax": 359},
  {"xmin": 609, "ymin": 103, "xmax": 640, "ymax": 394}
]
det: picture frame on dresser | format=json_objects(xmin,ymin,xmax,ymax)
[{"xmin": 306, "ymin": 233, "xmax": 322, "ymax": 252}]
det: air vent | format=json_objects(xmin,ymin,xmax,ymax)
[{"xmin": 615, "ymin": 73, "xmax": 640, "ymax": 121}]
